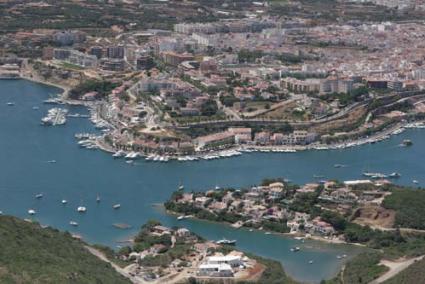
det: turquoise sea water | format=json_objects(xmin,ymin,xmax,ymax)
[{"xmin": 1, "ymin": 79, "xmax": 424, "ymax": 283}]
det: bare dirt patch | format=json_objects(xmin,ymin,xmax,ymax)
[{"xmin": 353, "ymin": 205, "xmax": 396, "ymax": 228}]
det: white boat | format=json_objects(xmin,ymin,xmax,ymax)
[
  {"xmin": 47, "ymin": 160, "xmax": 56, "ymax": 163},
  {"xmin": 112, "ymin": 150, "xmax": 126, "ymax": 158},
  {"xmin": 77, "ymin": 206, "xmax": 87, "ymax": 213},
  {"xmin": 177, "ymin": 215, "xmax": 185, "ymax": 220},
  {"xmin": 388, "ymin": 172, "xmax": 401, "ymax": 178},
  {"xmin": 6, "ymin": 102, "xmax": 15, "ymax": 106},
  {"xmin": 216, "ymin": 238, "xmax": 237, "ymax": 245},
  {"xmin": 290, "ymin": 247, "xmax": 300, "ymax": 252},
  {"xmin": 178, "ymin": 184, "xmax": 185, "ymax": 191},
  {"xmin": 215, "ymin": 185, "xmax": 221, "ymax": 190},
  {"xmin": 413, "ymin": 180, "xmax": 419, "ymax": 184},
  {"xmin": 70, "ymin": 221, "xmax": 78, "ymax": 226},
  {"xmin": 61, "ymin": 199, "xmax": 67, "ymax": 204},
  {"xmin": 28, "ymin": 209, "xmax": 36, "ymax": 215},
  {"xmin": 96, "ymin": 195, "xmax": 101, "ymax": 203},
  {"xmin": 362, "ymin": 172, "xmax": 387, "ymax": 179},
  {"xmin": 124, "ymin": 152, "xmax": 136, "ymax": 159},
  {"xmin": 308, "ymin": 260, "xmax": 314, "ymax": 264},
  {"xmin": 113, "ymin": 204, "xmax": 121, "ymax": 209},
  {"xmin": 35, "ymin": 193, "xmax": 43, "ymax": 199},
  {"xmin": 32, "ymin": 106, "xmax": 39, "ymax": 110},
  {"xmin": 0, "ymin": 211, "xmax": 2, "ymax": 215}
]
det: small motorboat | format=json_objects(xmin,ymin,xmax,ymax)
[
  {"xmin": 334, "ymin": 164, "xmax": 346, "ymax": 168},
  {"xmin": 388, "ymin": 172, "xmax": 401, "ymax": 179},
  {"xmin": 61, "ymin": 199, "xmax": 67, "ymax": 204},
  {"xmin": 308, "ymin": 260, "xmax": 314, "ymax": 264},
  {"xmin": 35, "ymin": 193, "xmax": 43, "ymax": 199},
  {"xmin": 402, "ymin": 139, "xmax": 413, "ymax": 146},
  {"xmin": 6, "ymin": 102, "xmax": 15, "ymax": 106},
  {"xmin": 413, "ymin": 180, "xmax": 419, "ymax": 184},
  {"xmin": 47, "ymin": 160, "xmax": 56, "ymax": 163},
  {"xmin": 290, "ymin": 247, "xmax": 300, "ymax": 252},
  {"xmin": 178, "ymin": 184, "xmax": 184, "ymax": 191},
  {"xmin": 113, "ymin": 204, "xmax": 121, "ymax": 209},
  {"xmin": 28, "ymin": 209, "xmax": 36, "ymax": 215},
  {"xmin": 96, "ymin": 195, "xmax": 101, "ymax": 203},
  {"xmin": 69, "ymin": 221, "xmax": 78, "ymax": 226},
  {"xmin": 77, "ymin": 206, "xmax": 87, "ymax": 213},
  {"xmin": 177, "ymin": 215, "xmax": 185, "ymax": 220}
]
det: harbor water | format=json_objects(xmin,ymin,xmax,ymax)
[{"xmin": 1, "ymin": 79, "xmax": 424, "ymax": 283}]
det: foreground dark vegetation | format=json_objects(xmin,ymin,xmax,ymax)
[{"xmin": 0, "ymin": 215, "xmax": 130, "ymax": 284}]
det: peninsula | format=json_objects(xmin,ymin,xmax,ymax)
[{"xmin": 165, "ymin": 178, "xmax": 425, "ymax": 283}]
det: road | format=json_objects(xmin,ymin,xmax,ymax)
[
  {"xmin": 370, "ymin": 255, "xmax": 424, "ymax": 284},
  {"xmin": 85, "ymin": 246, "xmax": 143, "ymax": 284}
]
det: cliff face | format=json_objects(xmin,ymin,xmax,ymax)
[{"xmin": 0, "ymin": 215, "xmax": 130, "ymax": 284}]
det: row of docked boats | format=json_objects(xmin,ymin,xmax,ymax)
[
  {"xmin": 362, "ymin": 172, "xmax": 401, "ymax": 179},
  {"xmin": 89, "ymin": 108, "xmax": 110, "ymax": 129},
  {"xmin": 362, "ymin": 171, "xmax": 419, "ymax": 184},
  {"xmin": 78, "ymin": 139, "xmax": 99, "ymax": 150},
  {"xmin": 111, "ymin": 149, "xmax": 245, "ymax": 163}
]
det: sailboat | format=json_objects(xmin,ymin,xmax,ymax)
[{"xmin": 178, "ymin": 181, "xmax": 184, "ymax": 191}]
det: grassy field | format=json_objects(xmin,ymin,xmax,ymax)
[{"xmin": 0, "ymin": 215, "xmax": 130, "ymax": 284}]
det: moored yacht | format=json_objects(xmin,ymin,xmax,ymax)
[
  {"xmin": 388, "ymin": 172, "xmax": 401, "ymax": 178},
  {"xmin": 77, "ymin": 206, "xmax": 87, "ymax": 213},
  {"xmin": 402, "ymin": 139, "xmax": 413, "ymax": 146},
  {"xmin": 112, "ymin": 150, "xmax": 126, "ymax": 158},
  {"xmin": 216, "ymin": 238, "xmax": 236, "ymax": 245},
  {"xmin": 28, "ymin": 209, "xmax": 36, "ymax": 215}
]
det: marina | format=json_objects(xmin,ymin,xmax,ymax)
[
  {"xmin": 1, "ymin": 79, "xmax": 425, "ymax": 283},
  {"xmin": 41, "ymin": 108, "xmax": 68, "ymax": 126}
]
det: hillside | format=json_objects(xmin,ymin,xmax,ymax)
[{"xmin": 0, "ymin": 215, "xmax": 130, "ymax": 284}]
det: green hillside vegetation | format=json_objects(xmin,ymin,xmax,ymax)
[
  {"xmin": 383, "ymin": 257, "xmax": 425, "ymax": 284},
  {"xmin": 382, "ymin": 188, "xmax": 425, "ymax": 230},
  {"xmin": 324, "ymin": 252, "xmax": 388, "ymax": 284},
  {"xmin": 0, "ymin": 215, "xmax": 130, "ymax": 284}
]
